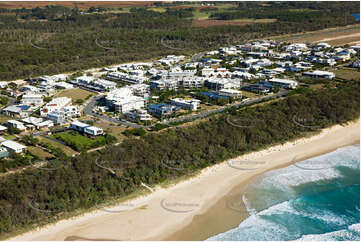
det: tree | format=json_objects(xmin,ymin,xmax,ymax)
[{"xmin": 75, "ymin": 99, "xmax": 84, "ymax": 105}]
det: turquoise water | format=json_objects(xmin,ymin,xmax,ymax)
[{"xmin": 207, "ymin": 145, "xmax": 360, "ymax": 241}]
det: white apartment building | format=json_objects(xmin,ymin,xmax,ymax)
[
  {"xmin": 181, "ymin": 77, "xmax": 205, "ymax": 89},
  {"xmin": 218, "ymin": 89, "xmax": 242, "ymax": 98},
  {"xmin": 205, "ymin": 78, "xmax": 240, "ymax": 90},
  {"xmin": 21, "ymin": 94, "xmax": 43, "ymax": 106},
  {"xmin": 128, "ymin": 84, "xmax": 150, "ymax": 97},
  {"xmin": 170, "ymin": 98, "xmax": 200, "ymax": 111},
  {"xmin": 40, "ymin": 97, "xmax": 72, "ymax": 117},
  {"xmin": 106, "ymin": 88, "xmax": 146, "ymax": 113},
  {"xmin": 106, "ymin": 71, "xmax": 127, "ymax": 80}
]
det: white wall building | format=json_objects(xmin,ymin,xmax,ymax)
[
  {"xmin": 170, "ymin": 98, "xmax": 200, "ymax": 111},
  {"xmin": 268, "ymin": 78, "xmax": 298, "ymax": 89},
  {"xmin": 21, "ymin": 94, "xmax": 44, "ymax": 106},
  {"xmin": 106, "ymin": 88, "xmax": 146, "ymax": 113},
  {"xmin": 40, "ymin": 97, "xmax": 72, "ymax": 117},
  {"xmin": 1, "ymin": 140, "xmax": 26, "ymax": 153},
  {"xmin": 218, "ymin": 89, "xmax": 242, "ymax": 98},
  {"xmin": 302, "ymin": 70, "xmax": 335, "ymax": 79}
]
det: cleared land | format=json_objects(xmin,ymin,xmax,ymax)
[
  {"xmin": 37, "ymin": 136, "xmax": 78, "ymax": 156},
  {"xmin": 272, "ymin": 25, "xmax": 360, "ymax": 46},
  {"xmin": 0, "ymin": 1, "xmax": 154, "ymax": 10},
  {"xmin": 55, "ymin": 88, "xmax": 94, "ymax": 102},
  {"xmin": 192, "ymin": 19, "xmax": 253, "ymax": 27},
  {"xmin": 27, "ymin": 146, "xmax": 54, "ymax": 160},
  {"xmin": 334, "ymin": 67, "xmax": 360, "ymax": 81}
]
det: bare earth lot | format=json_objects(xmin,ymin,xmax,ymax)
[
  {"xmin": 272, "ymin": 25, "xmax": 360, "ymax": 46},
  {"xmin": 55, "ymin": 88, "xmax": 94, "ymax": 102},
  {"xmin": 0, "ymin": 1, "xmax": 154, "ymax": 10}
]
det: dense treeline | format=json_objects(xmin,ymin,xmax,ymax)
[
  {"xmin": 0, "ymin": 81, "xmax": 359, "ymax": 238},
  {"xmin": 0, "ymin": 1, "xmax": 359, "ymax": 81}
]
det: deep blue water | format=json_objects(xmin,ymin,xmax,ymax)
[
  {"xmin": 207, "ymin": 145, "xmax": 360, "ymax": 241},
  {"xmin": 352, "ymin": 14, "xmax": 360, "ymax": 21}
]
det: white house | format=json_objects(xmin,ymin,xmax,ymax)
[
  {"xmin": 84, "ymin": 126, "xmax": 104, "ymax": 136},
  {"xmin": 268, "ymin": 78, "xmax": 298, "ymax": 89},
  {"xmin": 6, "ymin": 120, "xmax": 27, "ymax": 131},
  {"xmin": 2, "ymin": 140, "xmax": 26, "ymax": 153},
  {"xmin": 302, "ymin": 70, "xmax": 335, "ymax": 79}
]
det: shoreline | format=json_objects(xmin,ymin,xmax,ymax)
[
  {"xmin": 8, "ymin": 119, "xmax": 360, "ymax": 241},
  {"xmin": 164, "ymin": 135, "xmax": 360, "ymax": 241}
]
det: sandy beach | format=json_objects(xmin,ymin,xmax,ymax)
[{"xmin": 9, "ymin": 119, "xmax": 360, "ymax": 241}]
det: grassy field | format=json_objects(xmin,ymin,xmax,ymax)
[
  {"xmin": 27, "ymin": 146, "xmax": 54, "ymax": 160},
  {"xmin": 55, "ymin": 88, "xmax": 94, "ymax": 102},
  {"xmin": 148, "ymin": 7, "xmax": 166, "ymax": 13},
  {"xmin": 53, "ymin": 130, "xmax": 106, "ymax": 151},
  {"xmin": 334, "ymin": 67, "xmax": 360, "ymax": 81},
  {"xmin": 37, "ymin": 136, "xmax": 78, "ymax": 156}
]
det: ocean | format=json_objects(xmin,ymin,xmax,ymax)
[{"xmin": 207, "ymin": 145, "xmax": 360, "ymax": 241}]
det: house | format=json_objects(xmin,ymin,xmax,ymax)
[
  {"xmin": 149, "ymin": 79, "xmax": 178, "ymax": 90},
  {"xmin": 70, "ymin": 121, "xmax": 103, "ymax": 136},
  {"xmin": 84, "ymin": 126, "xmax": 104, "ymax": 136},
  {"xmin": 0, "ymin": 147, "xmax": 9, "ymax": 158},
  {"xmin": 205, "ymin": 78, "xmax": 240, "ymax": 90},
  {"xmin": 21, "ymin": 117, "xmax": 43, "ymax": 126},
  {"xmin": 0, "ymin": 125, "xmax": 7, "ymax": 134},
  {"xmin": 243, "ymin": 84, "xmax": 271, "ymax": 94},
  {"xmin": 55, "ymin": 82, "xmax": 74, "ymax": 89},
  {"xmin": 170, "ymin": 98, "xmax": 200, "ymax": 111},
  {"xmin": 21, "ymin": 94, "xmax": 44, "ymax": 106},
  {"xmin": 46, "ymin": 111, "xmax": 67, "ymax": 125},
  {"xmin": 268, "ymin": 78, "xmax": 298, "ymax": 89},
  {"xmin": 198, "ymin": 92, "xmax": 229, "ymax": 100},
  {"xmin": 106, "ymin": 71, "xmax": 127, "ymax": 81},
  {"xmin": 2, "ymin": 140, "xmax": 26, "ymax": 153},
  {"xmin": 148, "ymin": 103, "xmax": 179, "ymax": 116},
  {"xmin": 302, "ymin": 70, "xmax": 335, "ymax": 79},
  {"xmin": 6, "ymin": 120, "xmax": 27, "ymax": 131},
  {"xmin": 35, "ymin": 120, "xmax": 54, "ymax": 130},
  {"xmin": 3, "ymin": 105, "xmax": 32, "ymax": 118},
  {"xmin": 40, "ymin": 97, "xmax": 72, "ymax": 117},
  {"xmin": 218, "ymin": 89, "xmax": 242, "ymax": 98},
  {"xmin": 70, "ymin": 121, "xmax": 90, "ymax": 133},
  {"xmin": 124, "ymin": 109, "xmax": 152, "ymax": 121}
]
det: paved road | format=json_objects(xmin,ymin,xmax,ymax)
[
  {"xmin": 83, "ymin": 90, "xmax": 289, "ymax": 129},
  {"xmin": 191, "ymin": 52, "xmax": 205, "ymax": 62},
  {"xmin": 164, "ymin": 89, "xmax": 289, "ymax": 125},
  {"xmin": 83, "ymin": 95, "xmax": 146, "ymax": 128}
]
